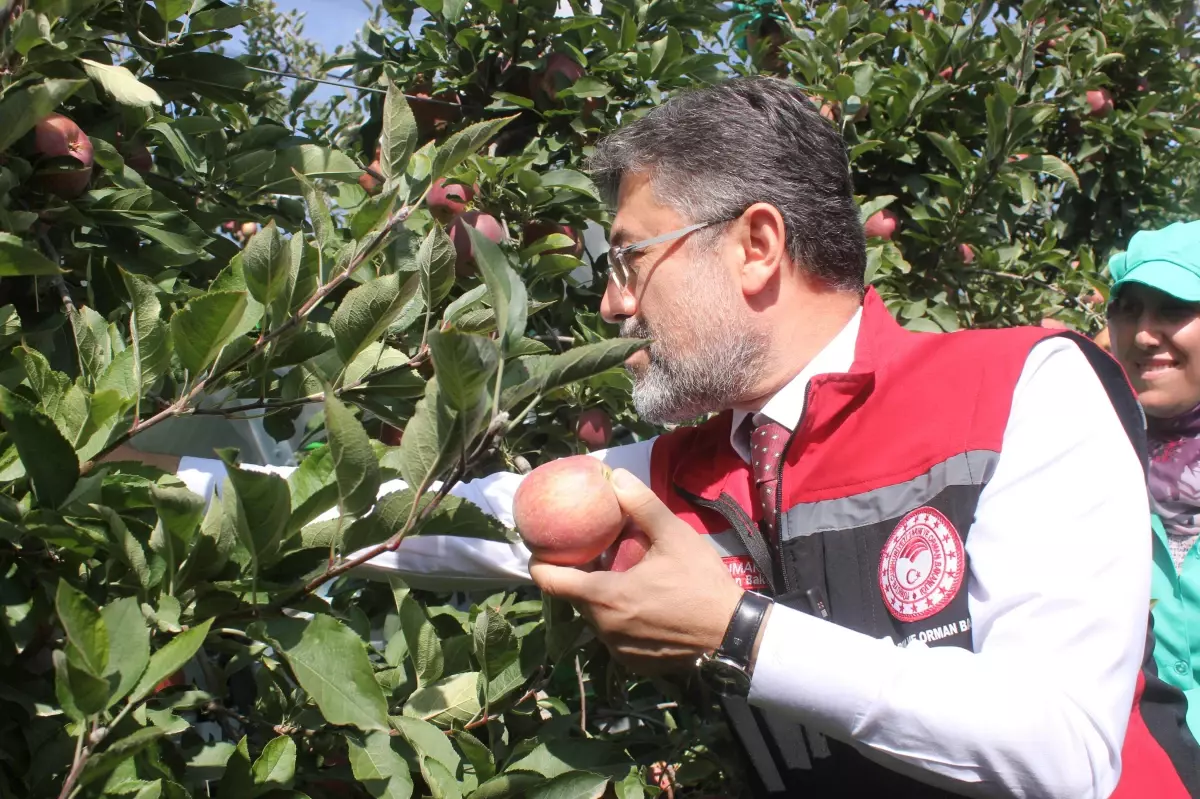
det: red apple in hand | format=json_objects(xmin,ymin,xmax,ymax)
[
  {"xmin": 864, "ymin": 208, "xmax": 900, "ymax": 240},
  {"xmin": 34, "ymin": 113, "xmax": 94, "ymax": 199},
  {"xmin": 428, "ymin": 178, "xmax": 478, "ymax": 222},
  {"xmin": 576, "ymin": 409, "xmax": 613, "ymax": 451},
  {"xmin": 1086, "ymin": 89, "xmax": 1113, "ymax": 118},
  {"xmin": 513, "ymin": 456, "xmax": 625, "ymax": 566},
  {"xmin": 450, "ymin": 211, "xmax": 507, "ymax": 276}
]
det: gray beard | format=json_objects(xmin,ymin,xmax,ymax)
[{"xmin": 621, "ymin": 316, "xmax": 770, "ymax": 425}]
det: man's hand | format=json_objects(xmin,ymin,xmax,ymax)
[{"xmin": 529, "ymin": 468, "xmax": 744, "ymax": 674}]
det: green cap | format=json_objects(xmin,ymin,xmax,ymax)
[{"xmin": 1109, "ymin": 220, "xmax": 1200, "ymax": 302}]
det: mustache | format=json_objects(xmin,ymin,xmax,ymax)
[{"xmin": 621, "ymin": 318, "xmax": 651, "ymax": 339}]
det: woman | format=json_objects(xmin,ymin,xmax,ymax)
[{"xmin": 1106, "ymin": 220, "xmax": 1200, "ymax": 748}]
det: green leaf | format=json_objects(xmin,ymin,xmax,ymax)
[
  {"xmin": 501, "ymin": 338, "xmax": 649, "ymax": 408},
  {"xmin": 431, "ymin": 116, "xmax": 516, "ymax": 180},
  {"xmin": 242, "ymin": 220, "xmax": 290, "ymax": 307},
  {"xmin": 217, "ymin": 452, "xmax": 292, "ymax": 565},
  {"xmin": 402, "ymin": 671, "xmax": 482, "ymax": 728},
  {"xmin": 325, "ymin": 394, "xmax": 381, "ymax": 516},
  {"xmin": 418, "ymin": 225, "xmax": 456, "ymax": 311},
  {"xmin": 442, "ymin": 0, "xmax": 467, "ymax": 23},
  {"xmin": 466, "ymin": 226, "xmax": 527, "ymax": 354},
  {"xmin": 70, "ymin": 306, "xmax": 113, "ymax": 385},
  {"xmin": 0, "ymin": 78, "xmax": 88, "ymax": 153},
  {"xmin": 267, "ymin": 614, "xmax": 390, "ymax": 731},
  {"xmin": 417, "ymin": 495, "xmax": 509, "ymax": 542},
  {"xmin": 421, "ymin": 756, "xmax": 462, "ymax": 799},
  {"xmin": 330, "ymin": 272, "xmax": 422, "ymax": 366},
  {"xmin": 442, "ymin": 285, "xmax": 488, "ymax": 326},
  {"xmin": 54, "ymin": 648, "xmax": 102, "ymax": 721},
  {"xmin": 925, "ymin": 131, "xmax": 973, "ymax": 178},
  {"xmin": 101, "ymin": 596, "xmax": 149, "ymax": 705},
  {"xmin": 217, "ymin": 736, "xmax": 254, "ymax": 798},
  {"xmin": 296, "ymin": 170, "xmax": 335, "ymax": 253},
  {"xmin": 0, "ymin": 234, "xmax": 64, "ymax": 276},
  {"xmin": 155, "ymin": 0, "xmax": 189, "ymax": 21},
  {"xmin": 95, "ymin": 506, "xmax": 152, "ymax": 591},
  {"xmin": 286, "ymin": 445, "xmax": 340, "ymax": 532},
  {"xmin": 348, "ymin": 730, "xmax": 415, "ymax": 799},
  {"xmin": 0, "ymin": 384, "xmax": 79, "ymax": 507},
  {"xmin": 396, "ymin": 379, "xmax": 459, "ymax": 494},
  {"xmin": 81, "ymin": 59, "xmax": 163, "ymax": 108},
  {"xmin": 539, "ymin": 170, "xmax": 600, "ymax": 201},
  {"xmin": 427, "ymin": 330, "xmax": 498, "ymax": 413},
  {"xmin": 526, "ymin": 772, "xmax": 608, "ymax": 799},
  {"xmin": 449, "ymin": 729, "xmax": 495, "ymax": 784},
  {"xmin": 473, "ymin": 607, "xmax": 517, "ymax": 681},
  {"xmin": 78, "ymin": 728, "xmax": 166, "ymax": 787},
  {"xmin": 381, "ymin": 79, "xmax": 419, "ymax": 182},
  {"xmin": 252, "ymin": 735, "xmax": 297, "ymax": 790},
  {"xmin": 122, "ymin": 271, "xmax": 170, "ymax": 392},
  {"xmin": 170, "ymin": 291, "xmax": 249, "ymax": 376},
  {"xmin": 399, "ymin": 592, "xmax": 444, "ymax": 685},
  {"xmin": 54, "ymin": 586, "xmax": 107, "ymax": 676},
  {"xmin": 391, "ymin": 716, "xmax": 462, "ymax": 778},
  {"xmin": 130, "ymin": 618, "xmax": 214, "ymax": 704},
  {"xmin": 1008, "ymin": 154, "xmax": 1080, "ymax": 189}
]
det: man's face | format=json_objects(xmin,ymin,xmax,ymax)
[{"xmin": 600, "ymin": 174, "xmax": 769, "ymax": 424}]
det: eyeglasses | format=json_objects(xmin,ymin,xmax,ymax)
[{"xmin": 608, "ymin": 218, "xmax": 732, "ymax": 290}]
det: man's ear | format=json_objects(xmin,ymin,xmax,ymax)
[{"xmin": 736, "ymin": 202, "xmax": 789, "ymax": 297}]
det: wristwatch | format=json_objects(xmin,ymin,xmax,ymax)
[{"xmin": 697, "ymin": 591, "xmax": 773, "ymax": 697}]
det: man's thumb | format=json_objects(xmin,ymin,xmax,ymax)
[{"xmin": 609, "ymin": 468, "xmax": 676, "ymax": 541}]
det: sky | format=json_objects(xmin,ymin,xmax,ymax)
[{"xmin": 277, "ymin": 0, "xmax": 375, "ymax": 52}]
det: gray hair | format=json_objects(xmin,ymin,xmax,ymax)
[{"xmin": 589, "ymin": 76, "xmax": 867, "ymax": 291}]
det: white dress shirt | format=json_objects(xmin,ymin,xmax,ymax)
[{"xmin": 176, "ymin": 320, "xmax": 1150, "ymax": 799}]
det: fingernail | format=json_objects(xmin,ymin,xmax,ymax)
[{"xmin": 611, "ymin": 468, "xmax": 639, "ymax": 491}]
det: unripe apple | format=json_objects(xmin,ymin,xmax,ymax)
[
  {"xmin": 575, "ymin": 409, "xmax": 612, "ymax": 451},
  {"xmin": 34, "ymin": 113, "xmax": 94, "ymax": 199},
  {"xmin": 359, "ymin": 158, "xmax": 382, "ymax": 195},
  {"xmin": 1086, "ymin": 88, "xmax": 1113, "ymax": 118},
  {"xmin": 958, "ymin": 243, "xmax": 975, "ymax": 264},
  {"xmin": 523, "ymin": 220, "xmax": 583, "ymax": 257},
  {"xmin": 601, "ymin": 527, "xmax": 650, "ymax": 572},
  {"xmin": 864, "ymin": 208, "xmax": 900, "ymax": 240},
  {"xmin": 450, "ymin": 211, "xmax": 507, "ymax": 276},
  {"xmin": 513, "ymin": 456, "xmax": 625, "ymax": 566},
  {"xmin": 428, "ymin": 178, "xmax": 478, "ymax": 222}
]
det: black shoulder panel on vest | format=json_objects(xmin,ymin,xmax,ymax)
[{"xmin": 1052, "ymin": 332, "xmax": 1148, "ymax": 476}]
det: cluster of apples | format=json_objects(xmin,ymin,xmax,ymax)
[{"xmin": 31, "ymin": 113, "xmax": 152, "ymax": 199}]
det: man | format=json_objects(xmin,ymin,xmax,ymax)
[{"xmin": 141, "ymin": 78, "xmax": 1193, "ymax": 797}]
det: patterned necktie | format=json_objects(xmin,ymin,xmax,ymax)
[{"xmin": 750, "ymin": 415, "xmax": 790, "ymax": 540}]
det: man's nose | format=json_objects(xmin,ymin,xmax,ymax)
[{"xmin": 600, "ymin": 276, "xmax": 637, "ymax": 324}]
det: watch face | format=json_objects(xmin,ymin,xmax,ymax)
[{"xmin": 700, "ymin": 655, "xmax": 752, "ymax": 696}]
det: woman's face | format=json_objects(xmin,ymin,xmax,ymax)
[{"xmin": 1110, "ymin": 283, "xmax": 1200, "ymax": 418}]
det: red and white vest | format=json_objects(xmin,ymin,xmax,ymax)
[{"xmin": 648, "ymin": 289, "xmax": 1197, "ymax": 797}]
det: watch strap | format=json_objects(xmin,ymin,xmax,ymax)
[{"xmin": 717, "ymin": 591, "xmax": 773, "ymax": 669}]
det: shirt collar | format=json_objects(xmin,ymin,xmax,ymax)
[{"xmin": 729, "ymin": 308, "xmax": 862, "ymax": 463}]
